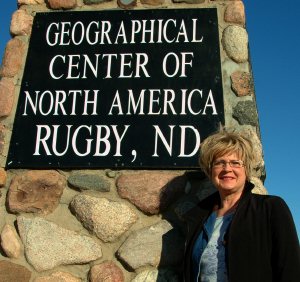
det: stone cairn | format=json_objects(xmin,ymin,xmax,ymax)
[{"xmin": 0, "ymin": 0, "xmax": 266, "ymax": 281}]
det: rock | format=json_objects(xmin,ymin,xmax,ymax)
[
  {"xmin": 117, "ymin": 220, "xmax": 184, "ymax": 270},
  {"xmin": 10, "ymin": 10, "xmax": 33, "ymax": 36},
  {"xmin": 240, "ymin": 128, "xmax": 265, "ymax": 174},
  {"xmin": 175, "ymin": 179, "xmax": 217, "ymax": 220},
  {"xmin": 224, "ymin": 1, "xmax": 245, "ymax": 25},
  {"xmin": 0, "ymin": 123, "xmax": 5, "ymax": 154},
  {"xmin": 89, "ymin": 261, "xmax": 124, "ymax": 282},
  {"xmin": 116, "ymin": 172, "xmax": 186, "ymax": 214},
  {"xmin": 250, "ymin": 177, "xmax": 268, "ymax": 195},
  {"xmin": 222, "ymin": 25, "xmax": 248, "ymax": 63},
  {"xmin": 34, "ymin": 271, "xmax": 82, "ymax": 282},
  {"xmin": 140, "ymin": 0, "xmax": 164, "ymax": 5},
  {"xmin": 0, "ymin": 77, "xmax": 15, "ymax": 117},
  {"xmin": 0, "ymin": 261, "xmax": 31, "ymax": 282},
  {"xmin": 0, "ymin": 168, "xmax": 7, "ymax": 187},
  {"xmin": 172, "ymin": 0, "xmax": 204, "ymax": 3},
  {"xmin": 0, "ymin": 224, "xmax": 22, "ymax": 258},
  {"xmin": 84, "ymin": 0, "xmax": 110, "ymax": 4},
  {"xmin": 68, "ymin": 172, "xmax": 110, "ymax": 192},
  {"xmin": 231, "ymin": 71, "xmax": 253, "ymax": 97},
  {"xmin": 195, "ymin": 179, "xmax": 217, "ymax": 201},
  {"xmin": 70, "ymin": 195, "xmax": 137, "ymax": 242},
  {"xmin": 232, "ymin": 100, "xmax": 258, "ymax": 126},
  {"xmin": 117, "ymin": 0, "xmax": 137, "ymax": 9},
  {"xmin": 131, "ymin": 269, "xmax": 180, "ymax": 282},
  {"xmin": 7, "ymin": 170, "xmax": 65, "ymax": 215},
  {"xmin": 18, "ymin": 0, "xmax": 44, "ymax": 4},
  {"xmin": 0, "ymin": 38, "xmax": 26, "ymax": 77},
  {"xmin": 17, "ymin": 216, "xmax": 102, "ymax": 271},
  {"xmin": 106, "ymin": 170, "xmax": 117, "ymax": 178},
  {"xmin": 48, "ymin": 0, "xmax": 77, "ymax": 9}
]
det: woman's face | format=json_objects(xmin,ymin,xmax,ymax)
[{"xmin": 211, "ymin": 152, "xmax": 247, "ymax": 197}]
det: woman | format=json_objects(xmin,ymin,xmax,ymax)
[{"xmin": 183, "ymin": 129, "xmax": 300, "ymax": 282}]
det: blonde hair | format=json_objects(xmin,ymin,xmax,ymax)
[{"xmin": 199, "ymin": 129, "xmax": 256, "ymax": 180}]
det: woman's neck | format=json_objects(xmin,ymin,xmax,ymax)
[{"xmin": 216, "ymin": 191, "xmax": 243, "ymax": 217}]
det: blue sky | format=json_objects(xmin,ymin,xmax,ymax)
[
  {"xmin": 245, "ymin": 1, "xmax": 300, "ymax": 236},
  {"xmin": 0, "ymin": 2, "xmax": 299, "ymax": 236}
]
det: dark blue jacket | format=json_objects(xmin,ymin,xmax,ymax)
[{"xmin": 183, "ymin": 183, "xmax": 300, "ymax": 282}]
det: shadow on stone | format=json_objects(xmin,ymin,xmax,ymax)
[{"xmin": 156, "ymin": 170, "xmax": 211, "ymax": 281}]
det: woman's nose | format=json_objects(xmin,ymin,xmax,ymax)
[{"xmin": 222, "ymin": 162, "xmax": 233, "ymax": 170}]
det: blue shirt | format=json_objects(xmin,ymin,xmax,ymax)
[{"xmin": 192, "ymin": 211, "xmax": 234, "ymax": 282}]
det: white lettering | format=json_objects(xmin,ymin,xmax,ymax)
[
  {"xmin": 153, "ymin": 125, "xmax": 175, "ymax": 156},
  {"xmin": 178, "ymin": 126, "xmax": 200, "ymax": 157}
]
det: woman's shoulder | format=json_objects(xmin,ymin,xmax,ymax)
[
  {"xmin": 249, "ymin": 193, "xmax": 292, "ymax": 215},
  {"xmin": 250, "ymin": 193, "xmax": 288, "ymax": 205}
]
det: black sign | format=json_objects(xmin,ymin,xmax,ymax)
[{"xmin": 6, "ymin": 8, "xmax": 224, "ymax": 169}]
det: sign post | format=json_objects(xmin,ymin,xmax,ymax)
[{"xmin": 6, "ymin": 8, "xmax": 224, "ymax": 169}]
